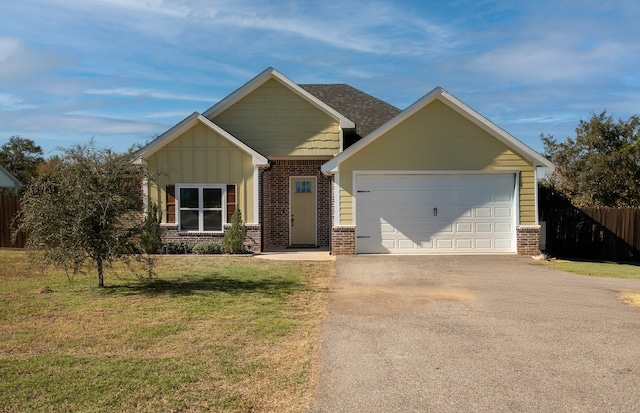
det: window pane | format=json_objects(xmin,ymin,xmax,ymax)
[
  {"xmin": 203, "ymin": 188, "xmax": 222, "ymax": 208},
  {"xmin": 296, "ymin": 181, "xmax": 311, "ymax": 193},
  {"xmin": 204, "ymin": 210, "xmax": 222, "ymax": 231},
  {"xmin": 180, "ymin": 210, "xmax": 199, "ymax": 231},
  {"xmin": 180, "ymin": 188, "xmax": 199, "ymax": 209}
]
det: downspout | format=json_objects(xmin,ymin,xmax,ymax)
[
  {"xmin": 319, "ymin": 167, "xmax": 333, "ymax": 255},
  {"xmin": 259, "ymin": 160, "xmax": 274, "ymax": 252}
]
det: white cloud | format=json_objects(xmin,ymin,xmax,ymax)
[
  {"xmin": 0, "ymin": 111, "xmax": 165, "ymax": 135},
  {"xmin": 471, "ymin": 37, "xmax": 628, "ymax": 83},
  {"xmin": 0, "ymin": 93, "xmax": 35, "ymax": 110},
  {"xmin": 85, "ymin": 88, "xmax": 216, "ymax": 102},
  {"xmin": 0, "ymin": 37, "xmax": 65, "ymax": 83}
]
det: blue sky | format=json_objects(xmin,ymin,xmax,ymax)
[{"xmin": 1, "ymin": 0, "xmax": 638, "ymax": 156}]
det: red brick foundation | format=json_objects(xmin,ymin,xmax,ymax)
[
  {"xmin": 161, "ymin": 224, "xmax": 261, "ymax": 253},
  {"xmin": 331, "ymin": 226, "xmax": 355, "ymax": 255},
  {"xmin": 517, "ymin": 225, "xmax": 541, "ymax": 256}
]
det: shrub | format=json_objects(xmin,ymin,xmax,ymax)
[
  {"xmin": 162, "ymin": 242, "xmax": 194, "ymax": 254},
  {"xmin": 222, "ymin": 209, "xmax": 247, "ymax": 254},
  {"xmin": 192, "ymin": 242, "xmax": 223, "ymax": 255},
  {"xmin": 140, "ymin": 202, "xmax": 164, "ymax": 254}
]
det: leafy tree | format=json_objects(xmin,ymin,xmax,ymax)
[
  {"xmin": 222, "ymin": 209, "xmax": 247, "ymax": 254},
  {"xmin": 542, "ymin": 111, "xmax": 640, "ymax": 207},
  {"xmin": 0, "ymin": 136, "xmax": 45, "ymax": 185},
  {"xmin": 15, "ymin": 140, "xmax": 150, "ymax": 287}
]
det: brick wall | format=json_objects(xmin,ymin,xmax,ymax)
[
  {"xmin": 161, "ymin": 224, "xmax": 261, "ymax": 253},
  {"xmin": 517, "ymin": 225, "xmax": 541, "ymax": 256},
  {"xmin": 261, "ymin": 159, "xmax": 331, "ymax": 250},
  {"xmin": 332, "ymin": 226, "xmax": 355, "ymax": 255}
]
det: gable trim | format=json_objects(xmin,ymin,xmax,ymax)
[
  {"xmin": 135, "ymin": 112, "xmax": 269, "ymax": 166},
  {"xmin": 0, "ymin": 164, "xmax": 22, "ymax": 193},
  {"xmin": 202, "ymin": 67, "xmax": 355, "ymax": 129},
  {"xmin": 321, "ymin": 87, "xmax": 553, "ymax": 173}
]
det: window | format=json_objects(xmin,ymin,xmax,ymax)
[
  {"xmin": 295, "ymin": 181, "xmax": 312, "ymax": 193},
  {"xmin": 176, "ymin": 184, "xmax": 225, "ymax": 232}
]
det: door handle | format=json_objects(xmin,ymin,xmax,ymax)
[
  {"xmin": 433, "ymin": 207, "xmax": 438, "ymax": 217},
  {"xmin": 291, "ymin": 214, "xmax": 294, "ymax": 227}
]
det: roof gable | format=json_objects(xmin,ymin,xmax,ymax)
[
  {"xmin": 299, "ymin": 84, "xmax": 400, "ymax": 138},
  {"xmin": 202, "ymin": 67, "xmax": 355, "ymax": 129},
  {"xmin": 322, "ymin": 87, "xmax": 553, "ymax": 173},
  {"xmin": 0, "ymin": 164, "xmax": 22, "ymax": 190},
  {"xmin": 135, "ymin": 112, "xmax": 268, "ymax": 165}
]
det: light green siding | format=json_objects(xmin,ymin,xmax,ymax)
[
  {"xmin": 212, "ymin": 79, "xmax": 341, "ymax": 157},
  {"xmin": 338, "ymin": 99, "xmax": 536, "ymax": 225},
  {"xmin": 147, "ymin": 122, "xmax": 256, "ymax": 223}
]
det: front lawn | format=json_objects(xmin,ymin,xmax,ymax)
[
  {"xmin": 541, "ymin": 258, "xmax": 640, "ymax": 308},
  {"xmin": 0, "ymin": 250, "xmax": 332, "ymax": 412},
  {"xmin": 541, "ymin": 259, "xmax": 640, "ymax": 279}
]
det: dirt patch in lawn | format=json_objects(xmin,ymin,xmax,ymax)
[{"xmin": 619, "ymin": 290, "xmax": 640, "ymax": 308}]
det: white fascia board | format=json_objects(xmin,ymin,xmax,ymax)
[
  {"xmin": 321, "ymin": 88, "xmax": 443, "ymax": 172},
  {"xmin": 436, "ymin": 89, "xmax": 554, "ymax": 168},
  {"xmin": 322, "ymin": 86, "xmax": 555, "ymax": 172},
  {"xmin": 0, "ymin": 164, "xmax": 22, "ymax": 187},
  {"xmin": 196, "ymin": 115, "xmax": 269, "ymax": 165},
  {"xmin": 202, "ymin": 67, "xmax": 355, "ymax": 129},
  {"xmin": 134, "ymin": 112, "xmax": 200, "ymax": 163},
  {"xmin": 134, "ymin": 112, "xmax": 268, "ymax": 166}
]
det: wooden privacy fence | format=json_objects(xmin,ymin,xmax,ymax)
[
  {"xmin": 541, "ymin": 204, "xmax": 640, "ymax": 261},
  {"xmin": 0, "ymin": 192, "xmax": 25, "ymax": 248}
]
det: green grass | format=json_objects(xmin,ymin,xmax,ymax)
[
  {"xmin": 0, "ymin": 250, "xmax": 332, "ymax": 412},
  {"xmin": 541, "ymin": 259, "xmax": 640, "ymax": 279}
]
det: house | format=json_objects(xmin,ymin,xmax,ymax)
[
  {"xmin": 0, "ymin": 165, "xmax": 22, "ymax": 194},
  {"xmin": 135, "ymin": 67, "xmax": 553, "ymax": 255}
]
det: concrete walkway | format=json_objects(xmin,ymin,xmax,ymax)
[
  {"xmin": 254, "ymin": 248, "xmax": 335, "ymax": 261},
  {"xmin": 312, "ymin": 255, "xmax": 640, "ymax": 413}
]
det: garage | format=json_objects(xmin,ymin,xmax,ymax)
[{"xmin": 355, "ymin": 173, "xmax": 517, "ymax": 254}]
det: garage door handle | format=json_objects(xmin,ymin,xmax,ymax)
[
  {"xmin": 434, "ymin": 207, "xmax": 438, "ymax": 216},
  {"xmin": 357, "ymin": 236, "xmax": 370, "ymax": 239}
]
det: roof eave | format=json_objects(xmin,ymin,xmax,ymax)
[
  {"xmin": 202, "ymin": 67, "xmax": 355, "ymax": 129},
  {"xmin": 0, "ymin": 164, "xmax": 22, "ymax": 187},
  {"xmin": 134, "ymin": 112, "xmax": 268, "ymax": 166},
  {"xmin": 322, "ymin": 86, "xmax": 555, "ymax": 171}
]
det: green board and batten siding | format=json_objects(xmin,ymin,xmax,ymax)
[
  {"xmin": 212, "ymin": 79, "xmax": 341, "ymax": 157},
  {"xmin": 147, "ymin": 122, "xmax": 256, "ymax": 224},
  {"xmin": 338, "ymin": 99, "xmax": 537, "ymax": 226}
]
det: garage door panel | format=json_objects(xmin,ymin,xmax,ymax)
[
  {"xmin": 475, "ymin": 238, "xmax": 492, "ymax": 249},
  {"xmin": 475, "ymin": 222, "xmax": 492, "ymax": 233},
  {"xmin": 456, "ymin": 222, "xmax": 472, "ymax": 232},
  {"xmin": 495, "ymin": 239, "xmax": 513, "ymax": 249},
  {"xmin": 356, "ymin": 174, "xmax": 516, "ymax": 254},
  {"xmin": 456, "ymin": 239, "xmax": 473, "ymax": 249},
  {"xmin": 495, "ymin": 222, "xmax": 512, "ymax": 233},
  {"xmin": 475, "ymin": 207, "xmax": 492, "ymax": 217}
]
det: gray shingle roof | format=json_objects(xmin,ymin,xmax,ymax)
[{"xmin": 299, "ymin": 84, "xmax": 401, "ymax": 139}]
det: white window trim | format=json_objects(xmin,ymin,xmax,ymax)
[{"xmin": 176, "ymin": 184, "xmax": 227, "ymax": 233}]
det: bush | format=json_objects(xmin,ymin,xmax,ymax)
[
  {"xmin": 192, "ymin": 242, "xmax": 223, "ymax": 255},
  {"xmin": 162, "ymin": 242, "xmax": 194, "ymax": 254},
  {"xmin": 222, "ymin": 209, "xmax": 247, "ymax": 254},
  {"xmin": 140, "ymin": 202, "xmax": 164, "ymax": 254}
]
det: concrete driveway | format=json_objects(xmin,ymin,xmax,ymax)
[{"xmin": 311, "ymin": 255, "xmax": 640, "ymax": 413}]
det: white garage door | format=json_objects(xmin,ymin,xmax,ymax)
[{"xmin": 355, "ymin": 174, "xmax": 516, "ymax": 254}]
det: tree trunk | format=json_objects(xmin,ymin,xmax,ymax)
[{"xmin": 97, "ymin": 257, "xmax": 104, "ymax": 287}]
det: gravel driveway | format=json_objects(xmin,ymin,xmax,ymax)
[{"xmin": 311, "ymin": 255, "xmax": 640, "ymax": 413}]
